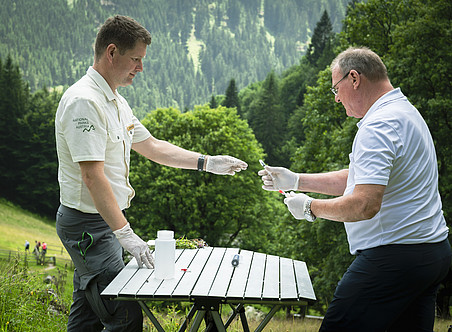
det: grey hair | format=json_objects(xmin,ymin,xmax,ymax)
[{"xmin": 330, "ymin": 47, "xmax": 388, "ymax": 82}]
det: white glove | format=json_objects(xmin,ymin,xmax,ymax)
[
  {"xmin": 113, "ymin": 223, "xmax": 154, "ymax": 269},
  {"xmin": 258, "ymin": 166, "xmax": 299, "ymax": 191},
  {"xmin": 284, "ymin": 191, "xmax": 313, "ymax": 221},
  {"xmin": 206, "ymin": 155, "xmax": 248, "ymax": 175}
]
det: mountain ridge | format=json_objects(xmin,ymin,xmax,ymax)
[{"xmin": 1, "ymin": 0, "xmax": 350, "ymax": 115}]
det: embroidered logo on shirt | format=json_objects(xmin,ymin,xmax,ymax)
[
  {"xmin": 83, "ymin": 125, "xmax": 95, "ymax": 132},
  {"xmin": 73, "ymin": 118, "xmax": 95, "ymax": 132}
]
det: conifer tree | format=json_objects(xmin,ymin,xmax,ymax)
[
  {"xmin": 0, "ymin": 56, "xmax": 30, "ymax": 200},
  {"xmin": 209, "ymin": 95, "xmax": 218, "ymax": 109},
  {"xmin": 223, "ymin": 78, "xmax": 241, "ymax": 114},
  {"xmin": 306, "ymin": 10, "xmax": 336, "ymax": 70},
  {"xmin": 17, "ymin": 87, "xmax": 60, "ymax": 217},
  {"xmin": 247, "ymin": 71, "xmax": 286, "ymax": 166}
]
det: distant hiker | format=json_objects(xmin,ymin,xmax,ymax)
[
  {"xmin": 55, "ymin": 15, "xmax": 247, "ymax": 331},
  {"xmin": 25, "ymin": 240, "xmax": 30, "ymax": 252},
  {"xmin": 259, "ymin": 47, "xmax": 451, "ymax": 331},
  {"xmin": 33, "ymin": 240, "xmax": 40, "ymax": 254},
  {"xmin": 40, "ymin": 242, "xmax": 47, "ymax": 264}
]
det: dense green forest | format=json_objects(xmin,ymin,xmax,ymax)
[
  {"xmin": 0, "ymin": 0, "xmax": 349, "ymax": 116},
  {"xmin": 1, "ymin": 0, "xmax": 451, "ymax": 315}
]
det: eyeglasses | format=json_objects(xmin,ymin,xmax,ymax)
[{"xmin": 330, "ymin": 71, "xmax": 350, "ymax": 96}]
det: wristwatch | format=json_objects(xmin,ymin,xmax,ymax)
[
  {"xmin": 197, "ymin": 155, "xmax": 206, "ymax": 171},
  {"xmin": 303, "ymin": 197, "xmax": 316, "ymax": 222}
]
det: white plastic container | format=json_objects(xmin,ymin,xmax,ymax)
[{"xmin": 154, "ymin": 230, "xmax": 175, "ymax": 279}]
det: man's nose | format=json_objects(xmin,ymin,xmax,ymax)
[{"xmin": 136, "ymin": 60, "xmax": 143, "ymax": 72}]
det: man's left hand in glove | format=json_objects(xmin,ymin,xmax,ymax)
[
  {"xmin": 284, "ymin": 191, "xmax": 316, "ymax": 222},
  {"xmin": 205, "ymin": 155, "xmax": 248, "ymax": 175}
]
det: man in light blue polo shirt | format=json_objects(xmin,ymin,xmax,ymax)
[
  {"xmin": 55, "ymin": 15, "xmax": 248, "ymax": 332},
  {"xmin": 259, "ymin": 47, "xmax": 450, "ymax": 331}
]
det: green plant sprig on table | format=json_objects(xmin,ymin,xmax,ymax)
[{"xmin": 175, "ymin": 237, "xmax": 208, "ymax": 249}]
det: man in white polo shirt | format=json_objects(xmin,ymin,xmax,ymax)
[
  {"xmin": 259, "ymin": 47, "xmax": 450, "ymax": 331},
  {"xmin": 55, "ymin": 15, "xmax": 247, "ymax": 331}
]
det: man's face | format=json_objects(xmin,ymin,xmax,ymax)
[
  {"xmin": 331, "ymin": 66, "xmax": 362, "ymax": 118},
  {"xmin": 111, "ymin": 41, "xmax": 147, "ymax": 89}
]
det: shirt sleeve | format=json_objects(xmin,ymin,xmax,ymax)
[
  {"xmin": 353, "ymin": 121, "xmax": 403, "ymax": 186},
  {"xmin": 60, "ymin": 98, "xmax": 108, "ymax": 162},
  {"xmin": 131, "ymin": 114, "xmax": 151, "ymax": 143}
]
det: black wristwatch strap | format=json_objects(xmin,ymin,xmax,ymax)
[{"xmin": 197, "ymin": 155, "xmax": 205, "ymax": 171}]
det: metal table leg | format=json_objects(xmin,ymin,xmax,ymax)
[
  {"xmin": 238, "ymin": 305, "xmax": 250, "ymax": 332},
  {"xmin": 224, "ymin": 304, "xmax": 240, "ymax": 328},
  {"xmin": 224, "ymin": 303, "xmax": 250, "ymax": 332},
  {"xmin": 189, "ymin": 309, "xmax": 206, "ymax": 332},
  {"xmin": 138, "ymin": 300, "xmax": 282, "ymax": 332},
  {"xmin": 210, "ymin": 310, "xmax": 226, "ymax": 332},
  {"xmin": 178, "ymin": 304, "xmax": 198, "ymax": 332},
  {"xmin": 188, "ymin": 300, "xmax": 227, "ymax": 332},
  {"xmin": 139, "ymin": 301, "xmax": 165, "ymax": 332},
  {"xmin": 254, "ymin": 305, "xmax": 281, "ymax": 332}
]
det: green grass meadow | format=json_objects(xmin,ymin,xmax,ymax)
[{"xmin": 1, "ymin": 199, "xmax": 451, "ymax": 331}]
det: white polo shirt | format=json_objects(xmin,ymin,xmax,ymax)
[
  {"xmin": 344, "ymin": 88, "xmax": 448, "ymax": 254},
  {"xmin": 55, "ymin": 67, "xmax": 151, "ymax": 213}
]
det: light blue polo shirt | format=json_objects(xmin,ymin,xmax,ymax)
[{"xmin": 344, "ymin": 88, "xmax": 448, "ymax": 255}]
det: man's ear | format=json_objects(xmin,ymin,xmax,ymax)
[
  {"xmin": 106, "ymin": 44, "xmax": 116, "ymax": 62},
  {"xmin": 350, "ymin": 70, "xmax": 360, "ymax": 89}
]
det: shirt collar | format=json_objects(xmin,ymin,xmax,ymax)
[
  {"xmin": 357, "ymin": 88, "xmax": 404, "ymax": 128},
  {"xmin": 86, "ymin": 66, "xmax": 118, "ymax": 102}
]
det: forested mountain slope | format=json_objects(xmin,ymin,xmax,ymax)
[{"xmin": 1, "ymin": 0, "xmax": 349, "ymax": 116}]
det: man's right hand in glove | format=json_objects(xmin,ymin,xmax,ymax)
[
  {"xmin": 113, "ymin": 222, "xmax": 154, "ymax": 269},
  {"xmin": 258, "ymin": 165, "xmax": 299, "ymax": 192}
]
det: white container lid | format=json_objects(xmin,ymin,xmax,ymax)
[{"xmin": 157, "ymin": 230, "xmax": 174, "ymax": 240}]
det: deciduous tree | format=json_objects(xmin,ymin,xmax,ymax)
[{"xmin": 128, "ymin": 105, "xmax": 284, "ymax": 250}]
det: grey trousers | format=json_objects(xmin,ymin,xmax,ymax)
[{"xmin": 56, "ymin": 204, "xmax": 143, "ymax": 332}]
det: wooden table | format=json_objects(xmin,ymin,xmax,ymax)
[{"xmin": 101, "ymin": 247, "xmax": 316, "ymax": 332}]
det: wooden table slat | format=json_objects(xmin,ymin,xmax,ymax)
[
  {"xmin": 150, "ymin": 249, "xmax": 198, "ymax": 297},
  {"xmin": 262, "ymin": 254, "xmax": 280, "ymax": 299},
  {"xmin": 191, "ymin": 247, "xmax": 227, "ymax": 296},
  {"xmin": 172, "ymin": 247, "xmax": 214, "ymax": 297},
  {"xmin": 293, "ymin": 260, "xmax": 316, "ymax": 300},
  {"xmin": 280, "ymin": 257, "xmax": 298, "ymax": 299},
  {"xmin": 226, "ymin": 249, "xmax": 253, "ymax": 298},
  {"xmin": 121, "ymin": 268, "xmax": 154, "ymax": 296},
  {"xmin": 244, "ymin": 252, "xmax": 266, "ymax": 299},
  {"xmin": 208, "ymin": 247, "xmax": 239, "ymax": 297},
  {"xmin": 120, "ymin": 249, "xmax": 162, "ymax": 296},
  {"xmin": 102, "ymin": 259, "xmax": 140, "ymax": 296},
  {"xmin": 132, "ymin": 250, "xmax": 184, "ymax": 298}
]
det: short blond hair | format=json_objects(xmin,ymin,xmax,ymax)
[{"xmin": 331, "ymin": 47, "xmax": 388, "ymax": 82}]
